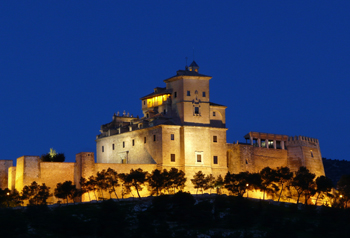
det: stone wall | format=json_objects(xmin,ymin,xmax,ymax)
[{"xmin": 0, "ymin": 160, "xmax": 13, "ymax": 189}]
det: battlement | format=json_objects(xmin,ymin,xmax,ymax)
[{"xmin": 287, "ymin": 135, "xmax": 319, "ymax": 147}]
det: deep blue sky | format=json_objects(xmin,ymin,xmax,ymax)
[{"xmin": 1, "ymin": 1, "xmax": 349, "ymax": 164}]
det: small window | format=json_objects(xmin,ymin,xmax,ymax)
[
  {"xmin": 202, "ymin": 92, "xmax": 206, "ymax": 97},
  {"xmin": 311, "ymin": 151, "xmax": 314, "ymax": 158},
  {"xmin": 174, "ymin": 92, "xmax": 177, "ymax": 98},
  {"xmin": 195, "ymin": 107, "xmax": 199, "ymax": 114},
  {"xmin": 144, "ymin": 137, "xmax": 146, "ymax": 143},
  {"xmin": 246, "ymin": 160, "xmax": 248, "ymax": 164},
  {"xmin": 112, "ymin": 144, "xmax": 115, "ymax": 150},
  {"xmin": 123, "ymin": 141, "xmax": 125, "ymax": 148},
  {"xmin": 146, "ymin": 114, "xmax": 149, "ymax": 118},
  {"xmin": 213, "ymin": 156, "xmax": 218, "ymax": 164},
  {"xmin": 102, "ymin": 146, "xmax": 104, "ymax": 152},
  {"xmin": 213, "ymin": 112, "xmax": 216, "ymax": 117},
  {"xmin": 187, "ymin": 91, "xmax": 190, "ymax": 96},
  {"xmin": 197, "ymin": 154, "xmax": 202, "ymax": 163},
  {"xmin": 171, "ymin": 134, "xmax": 174, "ymax": 140},
  {"xmin": 132, "ymin": 139, "xmax": 135, "ymax": 146},
  {"xmin": 143, "ymin": 101, "xmax": 146, "ymax": 105},
  {"xmin": 171, "ymin": 154, "xmax": 175, "ymax": 162},
  {"xmin": 153, "ymin": 135, "xmax": 156, "ymax": 141},
  {"xmin": 163, "ymin": 109, "xmax": 166, "ymax": 115},
  {"xmin": 213, "ymin": 136, "xmax": 217, "ymax": 142}
]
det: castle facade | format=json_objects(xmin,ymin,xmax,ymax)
[{"xmin": 1, "ymin": 62, "xmax": 325, "ymax": 202}]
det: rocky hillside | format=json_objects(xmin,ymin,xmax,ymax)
[{"xmin": 323, "ymin": 158, "xmax": 350, "ymax": 186}]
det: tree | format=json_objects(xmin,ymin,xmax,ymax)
[
  {"xmin": 96, "ymin": 170, "xmax": 108, "ymax": 200},
  {"xmin": 260, "ymin": 167, "xmax": 279, "ymax": 200},
  {"xmin": 40, "ymin": 148, "xmax": 65, "ymax": 162},
  {"xmin": 337, "ymin": 174, "xmax": 350, "ymax": 208},
  {"xmin": 275, "ymin": 167, "xmax": 293, "ymax": 202},
  {"xmin": 214, "ymin": 175, "xmax": 225, "ymax": 194},
  {"xmin": 54, "ymin": 181, "xmax": 79, "ymax": 204},
  {"xmin": 126, "ymin": 168, "xmax": 148, "ymax": 199},
  {"xmin": 224, "ymin": 172, "xmax": 250, "ymax": 197},
  {"xmin": 87, "ymin": 176, "xmax": 98, "ymax": 200},
  {"xmin": 191, "ymin": 171, "xmax": 206, "ymax": 194},
  {"xmin": 291, "ymin": 167, "xmax": 316, "ymax": 204},
  {"xmin": 79, "ymin": 177, "xmax": 91, "ymax": 201},
  {"xmin": 167, "ymin": 168, "xmax": 186, "ymax": 194},
  {"xmin": 105, "ymin": 168, "xmax": 120, "ymax": 199},
  {"xmin": 315, "ymin": 175, "xmax": 333, "ymax": 205},
  {"xmin": 204, "ymin": 174, "xmax": 216, "ymax": 194},
  {"xmin": 118, "ymin": 173, "xmax": 132, "ymax": 199},
  {"xmin": 147, "ymin": 169, "xmax": 166, "ymax": 196},
  {"xmin": 22, "ymin": 181, "xmax": 51, "ymax": 205}
]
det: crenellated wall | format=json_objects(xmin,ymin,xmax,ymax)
[{"xmin": 0, "ymin": 160, "xmax": 13, "ymax": 189}]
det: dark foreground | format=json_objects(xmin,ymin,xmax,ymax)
[{"xmin": 1, "ymin": 193, "xmax": 350, "ymax": 238}]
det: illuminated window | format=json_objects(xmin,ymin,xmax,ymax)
[
  {"xmin": 112, "ymin": 144, "xmax": 115, "ymax": 150},
  {"xmin": 171, "ymin": 134, "xmax": 174, "ymax": 140},
  {"xmin": 213, "ymin": 156, "xmax": 218, "ymax": 164},
  {"xmin": 213, "ymin": 112, "xmax": 216, "ymax": 116},
  {"xmin": 195, "ymin": 107, "xmax": 199, "ymax": 114},
  {"xmin": 153, "ymin": 135, "xmax": 156, "ymax": 141},
  {"xmin": 202, "ymin": 92, "xmax": 206, "ymax": 97},
  {"xmin": 213, "ymin": 136, "xmax": 217, "ymax": 142},
  {"xmin": 187, "ymin": 91, "xmax": 190, "ymax": 96},
  {"xmin": 144, "ymin": 137, "xmax": 146, "ymax": 143},
  {"xmin": 171, "ymin": 154, "xmax": 175, "ymax": 162},
  {"xmin": 261, "ymin": 140, "xmax": 266, "ymax": 148},
  {"xmin": 174, "ymin": 92, "xmax": 177, "ymax": 98},
  {"xmin": 123, "ymin": 141, "xmax": 125, "ymax": 148},
  {"xmin": 268, "ymin": 140, "xmax": 274, "ymax": 148},
  {"xmin": 102, "ymin": 146, "xmax": 104, "ymax": 152},
  {"xmin": 132, "ymin": 139, "xmax": 135, "ymax": 146}
]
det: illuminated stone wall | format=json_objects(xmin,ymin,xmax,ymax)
[{"xmin": 0, "ymin": 160, "xmax": 13, "ymax": 189}]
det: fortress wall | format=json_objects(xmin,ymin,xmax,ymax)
[
  {"xmin": 286, "ymin": 146, "xmax": 304, "ymax": 172},
  {"xmin": 8, "ymin": 167, "xmax": 16, "ymax": 190},
  {"xmin": 301, "ymin": 146, "xmax": 325, "ymax": 177},
  {"xmin": 40, "ymin": 162, "xmax": 75, "ymax": 189},
  {"xmin": 228, "ymin": 144, "xmax": 288, "ymax": 174},
  {"xmin": 15, "ymin": 156, "xmax": 40, "ymax": 191},
  {"xmin": 0, "ymin": 160, "xmax": 13, "ymax": 189}
]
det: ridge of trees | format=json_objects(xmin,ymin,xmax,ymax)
[{"xmin": 1, "ymin": 166, "xmax": 350, "ymax": 208}]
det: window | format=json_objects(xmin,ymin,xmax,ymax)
[
  {"xmin": 102, "ymin": 146, "xmax": 104, "ymax": 152},
  {"xmin": 202, "ymin": 92, "xmax": 206, "ymax": 97},
  {"xmin": 187, "ymin": 91, "xmax": 190, "ymax": 96},
  {"xmin": 268, "ymin": 140, "xmax": 274, "ymax": 148},
  {"xmin": 197, "ymin": 154, "xmax": 202, "ymax": 163},
  {"xmin": 311, "ymin": 151, "xmax": 314, "ymax": 158},
  {"xmin": 132, "ymin": 139, "xmax": 135, "ymax": 146},
  {"xmin": 213, "ymin": 156, "xmax": 218, "ymax": 164},
  {"xmin": 213, "ymin": 136, "xmax": 217, "ymax": 142},
  {"xmin": 146, "ymin": 114, "xmax": 149, "ymax": 118},
  {"xmin": 171, "ymin": 134, "xmax": 174, "ymax": 140},
  {"xmin": 144, "ymin": 137, "xmax": 146, "ymax": 143},
  {"xmin": 171, "ymin": 154, "xmax": 175, "ymax": 162},
  {"xmin": 194, "ymin": 107, "xmax": 199, "ymax": 114},
  {"xmin": 174, "ymin": 92, "xmax": 177, "ymax": 98},
  {"xmin": 143, "ymin": 101, "xmax": 146, "ymax": 105},
  {"xmin": 123, "ymin": 141, "xmax": 125, "ymax": 148},
  {"xmin": 195, "ymin": 151, "xmax": 203, "ymax": 163},
  {"xmin": 163, "ymin": 109, "xmax": 166, "ymax": 115},
  {"xmin": 153, "ymin": 135, "xmax": 156, "ymax": 141},
  {"xmin": 112, "ymin": 144, "xmax": 115, "ymax": 150},
  {"xmin": 213, "ymin": 112, "xmax": 216, "ymax": 117}
]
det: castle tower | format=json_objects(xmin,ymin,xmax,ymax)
[
  {"xmin": 286, "ymin": 136, "xmax": 325, "ymax": 177},
  {"xmin": 163, "ymin": 61, "xmax": 212, "ymax": 125}
]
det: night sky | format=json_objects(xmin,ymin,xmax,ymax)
[{"xmin": 1, "ymin": 1, "xmax": 349, "ymax": 164}]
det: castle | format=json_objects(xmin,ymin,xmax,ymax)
[{"xmin": 0, "ymin": 61, "xmax": 325, "ymax": 202}]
